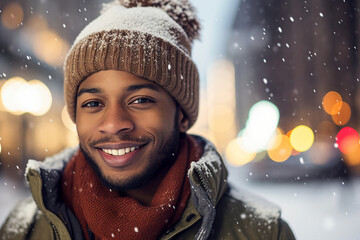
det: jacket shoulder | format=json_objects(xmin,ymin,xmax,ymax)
[
  {"xmin": 0, "ymin": 197, "xmax": 37, "ymax": 239},
  {"xmin": 212, "ymin": 187, "xmax": 295, "ymax": 240},
  {"xmin": 0, "ymin": 198, "xmax": 57, "ymax": 240}
]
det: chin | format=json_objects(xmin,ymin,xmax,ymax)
[{"xmin": 81, "ymin": 145, "xmax": 162, "ymax": 191}]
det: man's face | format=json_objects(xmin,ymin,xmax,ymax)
[{"xmin": 76, "ymin": 70, "xmax": 188, "ymax": 190}]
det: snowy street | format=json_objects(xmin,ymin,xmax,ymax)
[{"xmin": 234, "ymin": 178, "xmax": 360, "ymax": 240}]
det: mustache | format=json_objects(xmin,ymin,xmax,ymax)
[{"xmin": 89, "ymin": 135, "xmax": 151, "ymax": 148}]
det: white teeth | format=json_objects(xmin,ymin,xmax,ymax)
[
  {"xmin": 102, "ymin": 146, "xmax": 138, "ymax": 156},
  {"xmin": 119, "ymin": 149, "xmax": 125, "ymax": 155}
]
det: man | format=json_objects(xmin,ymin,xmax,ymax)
[{"xmin": 0, "ymin": 0, "xmax": 295, "ymax": 239}]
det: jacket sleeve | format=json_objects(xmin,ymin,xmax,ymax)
[
  {"xmin": 277, "ymin": 219, "xmax": 296, "ymax": 240},
  {"xmin": 0, "ymin": 198, "xmax": 37, "ymax": 240}
]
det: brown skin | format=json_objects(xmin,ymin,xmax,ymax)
[{"xmin": 76, "ymin": 70, "xmax": 189, "ymax": 205}]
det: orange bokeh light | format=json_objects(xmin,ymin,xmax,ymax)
[
  {"xmin": 322, "ymin": 91, "xmax": 343, "ymax": 115},
  {"xmin": 267, "ymin": 134, "xmax": 292, "ymax": 162},
  {"xmin": 331, "ymin": 101, "xmax": 351, "ymax": 126},
  {"xmin": 344, "ymin": 144, "xmax": 360, "ymax": 166}
]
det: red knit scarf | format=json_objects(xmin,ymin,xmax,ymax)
[{"xmin": 61, "ymin": 135, "xmax": 202, "ymax": 240}]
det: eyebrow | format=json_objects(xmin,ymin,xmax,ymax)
[
  {"xmin": 77, "ymin": 88, "xmax": 102, "ymax": 97},
  {"xmin": 126, "ymin": 83, "xmax": 161, "ymax": 93},
  {"xmin": 77, "ymin": 84, "xmax": 160, "ymax": 98}
]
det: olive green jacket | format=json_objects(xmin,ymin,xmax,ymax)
[{"xmin": 0, "ymin": 136, "xmax": 295, "ymax": 240}]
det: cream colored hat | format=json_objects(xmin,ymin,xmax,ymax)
[{"xmin": 64, "ymin": 0, "xmax": 200, "ymax": 128}]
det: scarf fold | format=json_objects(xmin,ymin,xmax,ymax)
[{"xmin": 61, "ymin": 134, "xmax": 202, "ymax": 240}]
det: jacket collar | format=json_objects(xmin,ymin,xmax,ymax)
[
  {"xmin": 188, "ymin": 135, "xmax": 228, "ymax": 205},
  {"xmin": 186, "ymin": 135, "xmax": 228, "ymax": 240}
]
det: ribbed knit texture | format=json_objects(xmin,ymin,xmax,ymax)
[
  {"xmin": 61, "ymin": 135, "xmax": 203, "ymax": 240},
  {"xmin": 64, "ymin": 3, "xmax": 200, "ymax": 128}
]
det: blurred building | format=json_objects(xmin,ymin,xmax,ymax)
[{"xmin": 225, "ymin": 0, "xmax": 360, "ymax": 180}]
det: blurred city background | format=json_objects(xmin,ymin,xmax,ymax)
[{"xmin": 0, "ymin": 0, "xmax": 360, "ymax": 239}]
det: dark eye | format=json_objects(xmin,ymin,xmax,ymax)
[
  {"xmin": 82, "ymin": 101, "xmax": 103, "ymax": 108},
  {"xmin": 132, "ymin": 98, "xmax": 154, "ymax": 104}
]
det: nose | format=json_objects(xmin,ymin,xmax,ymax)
[{"xmin": 98, "ymin": 104, "xmax": 135, "ymax": 135}]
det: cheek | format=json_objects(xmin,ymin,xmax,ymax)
[{"xmin": 138, "ymin": 108, "xmax": 175, "ymax": 133}]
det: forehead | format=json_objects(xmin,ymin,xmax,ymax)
[{"xmin": 79, "ymin": 70, "xmax": 154, "ymax": 88}]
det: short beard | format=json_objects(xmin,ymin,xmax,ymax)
[{"xmin": 80, "ymin": 109, "xmax": 181, "ymax": 192}]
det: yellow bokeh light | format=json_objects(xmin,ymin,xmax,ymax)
[
  {"xmin": 225, "ymin": 138, "xmax": 256, "ymax": 167},
  {"xmin": 28, "ymin": 80, "xmax": 52, "ymax": 116},
  {"xmin": 267, "ymin": 134, "xmax": 292, "ymax": 162},
  {"xmin": 331, "ymin": 101, "xmax": 351, "ymax": 126},
  {"xmin": 1, "ymin": 76, "xmax": 27, "ymax": 115},
  {"xmin": 33, "ymin": 30, "xmax": 70, "ymax": 67},
  {"xmin": 322, "ymin": 91, "xmax": 342, "ymax": 115},
  {"xmin": 1, "ymin": 3, "xmax": 23, "ymax": 29},
  {"xmin": 1, "ymin": 77, "xmax": 52, "ymax": 116},
  {"xmin": 289, "ymin": 125, "xmax": 314, "ymax": 152},
  {"xmin": 209, "ymin": 104, "xmax": 235, "ymax": 134}
]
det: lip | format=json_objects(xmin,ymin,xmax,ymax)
[
  {"xmin": 95, "ymin": 142, "xmax": 146, "ymax": 149},
  {"xmin": 95, "ymin": 142, "xmax": 147, "ymax": 168}
]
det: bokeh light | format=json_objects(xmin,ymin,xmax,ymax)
[
  {"xmin": 267, "ymin": 128, "xmax": 284, "ymax": 150},
  {"xmin": 33, "ymin": 30, "xmax": 70, "ymax": 67},
  {"xmin": 289, "ymin": 125, "xmax": 314, "ymax": 152},
  {"xmin": 267, "ymin": 134, "xmax": 292, "ymax": 162},
  {"xmin": 1, "ymin": 3, "xmax": 23, "ymax": 29},
  {"xmin": 1, "ymin": 76, "xmax": 28, "ymax": 115},
  {"xmin": 1, "ymin": 77, "xmax": 52, "ymax": 116},
  {"xmin": 208, "ymin": 104, "xmax": 235, "ymax": 134},
  {"xmin": 241, "ymin": 100, "xmax": 280, "ymax": 152},
  {"xmin": 206, "ymin": 59, "xmax": 236, "ymax": 152},
  {"xmin": 343, "ymin": 144, "xmax": 360, "ymax": 166},
  {"xmin": 28, "ymin": 80, "xmax": 52, "ymax": 116},
  {"xmin": 322, "ymin": 91, "xmax": 342, "ymax": 115},
  {"xmin": 225, "ymin": 138, "xmax": 256, "ymax": 166},
  {"xmin": 336, "ymin": 127, "xmax": 359, "ymax": 154},
  {"xmin": 331, "ymin": 101, "xmax": 351, "ymax": 126}
]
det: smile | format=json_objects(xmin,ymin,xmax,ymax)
[{"xmin": 102, "ymin": 146, "xmax": 139, "ymax": 156}]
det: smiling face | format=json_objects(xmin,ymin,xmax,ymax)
[{"xmin": 75, "ymin": 70, "xmax": 189, "ymax": 191}]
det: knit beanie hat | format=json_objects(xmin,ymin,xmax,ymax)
[{"xmin": 64, "ymin": 0, "xmax": 200, "ymax": 128}]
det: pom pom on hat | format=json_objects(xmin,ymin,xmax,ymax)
[{"xmin": 102, "ymin": 0, "xmax": 200, "ymax": 43}]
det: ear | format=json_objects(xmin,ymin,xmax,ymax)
[{"xmin": 178, "ymin": 109, "xmax": 189, "ymax": 132}]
